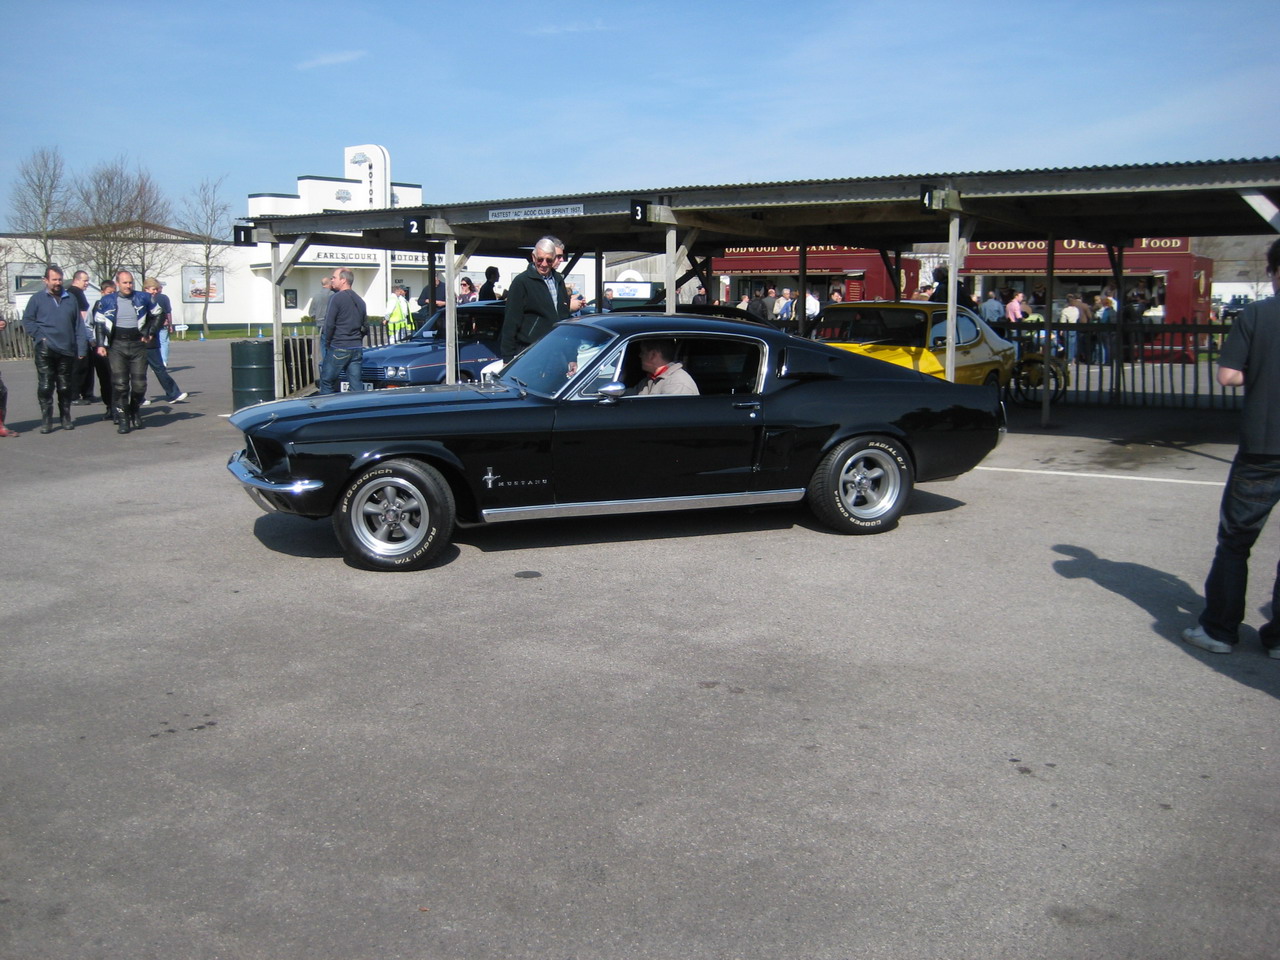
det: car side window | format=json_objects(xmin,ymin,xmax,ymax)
[
  {"xmin": 576, "ymin": 344, "xmax": 629, "ymax": 396},
  {"xmin": 930, "ymin": 313, "xmax": 979, "ymax": 346},
  {"xmin": 679, "ymin": 337, "xmax": 762, "ymax": 395}
]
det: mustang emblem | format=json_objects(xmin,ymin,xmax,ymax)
[{"xmin": 483, "ymin": 468, "xmax": 500, "ymax": 489}]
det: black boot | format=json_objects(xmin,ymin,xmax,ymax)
[
  {"xmin": 117, "ymin": 411, "xmax": 131, "ymax": 434},
  {"xmin": 40, "ymin": 402, "xmax": 54, "ymax": 434},
  {"xmin": 60, "ymin": 403, "xmax": 74, "ymax": 431},
  {"xmin": 129, "ymin": 404, "xmax": 144, "ymax": 430}
]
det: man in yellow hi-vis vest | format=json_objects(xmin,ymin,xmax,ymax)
[{"xmin": 386, "ymin": 285, "xmax": 412, "ymax": 341}]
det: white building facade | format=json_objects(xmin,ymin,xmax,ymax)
[
  {"xmin": 243, "ymin": 144, "xmax": 594, "ymax": 327},
  {"xmin": 4, "ymin": 143, "xmax": 595, "ymax": 329}
]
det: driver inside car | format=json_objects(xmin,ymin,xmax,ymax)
[{"xmin": 630, "ymin": 340, "xmax": 699, "ymax": 396}]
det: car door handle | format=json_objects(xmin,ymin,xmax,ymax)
[{"xmin": 732, "ymin": 401, "xmax": 761, "ymax": 410}]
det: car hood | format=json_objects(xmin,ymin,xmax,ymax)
[{"xmin": 229, "ymin": 382, "xmax": 517, "ymax": 433}]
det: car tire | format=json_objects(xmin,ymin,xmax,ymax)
[
  {"xmin": 807, "ymin": 436, "xmax": 913, "ymax": 535},
  {"xmin": 333, "ymin": 459, "xmax": 455, "ymax": 571}
]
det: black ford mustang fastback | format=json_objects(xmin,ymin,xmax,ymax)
[{"xmin": 228, "ymin": 313, "xmax": 1004, "ymax": 571}]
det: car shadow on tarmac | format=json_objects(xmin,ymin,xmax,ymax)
[
  {"xmin": 253, "ymin": 514, "xmax": 345, "ymax": 560},
  {"xmin": 248, "ymin": 487, "xmax": 967, "ymax": 568},
  {"xmin": 1007, "ymin": 404, "xmax": 1237, "ymax": 450},
  {"xmin": 1052, "ymin": 544, "xmax": 1280, "ymax": 700}
]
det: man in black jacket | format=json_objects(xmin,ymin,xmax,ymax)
[
  {"xmin": 477, "ymin": 265, "xmax": 501, "ymax": 301},
  {"xmin": 500, "ymin": 236, "xmax": 569, "ymax": 361},
  {"xmin": 927, "ymin": 265, "xmax": 978, "ymax": 311}
]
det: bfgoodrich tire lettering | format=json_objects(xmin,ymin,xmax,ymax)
[
  {"xmin": 333, "ymin": 459, "xmax": 455, "ymax": 571},
  {"xmin": 807, "ymin": 436, "xmax": 913, "ymax": 534}
]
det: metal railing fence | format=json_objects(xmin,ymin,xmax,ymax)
[
  {"xmin": 280, "ymin": 322, "xmax": 395, "ymax": 396},
  {"xmin": 1000, "ymin": 320, "xmax": 1242, "ymax": 411},
  {"xmin": 2, "ymin": 311, "xmax": 1243, "ymax": 412},
  {"xmin": 0, "ymin": 310, "xmax": 32, "ymax": 360}
]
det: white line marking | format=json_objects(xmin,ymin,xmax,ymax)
[{"xmin": 976, "ymin": 466, "xmax": 1223, "ymax": 486}]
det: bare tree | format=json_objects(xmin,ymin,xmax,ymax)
[
  {"xmin": 6, "ymin": 147, "xmax": 71, "ymax": 267},
  {"xmin": 131, "ymin": 167, "xmax": 178, "ymax": 281},
  {"xmin": 179, "ymin": 176, "xmax": 233, "ymax": 338},
  {"xmin": 65, "ymin": 157, "xmax": 140, "ymax": 282},
  {"xmin": 63, "ymin": 157, "xmax": 181, "ymax": 285}
]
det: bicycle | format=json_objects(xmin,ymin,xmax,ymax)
[{"xmin": 1009, "ymin": 340, "xmax": 1069, "ymax": 406}]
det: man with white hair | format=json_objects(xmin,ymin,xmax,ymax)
[{"xmin": 500, "ymin": 236, "xmax": 570, "ymax": 361}]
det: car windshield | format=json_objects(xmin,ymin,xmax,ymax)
[
  {"xmin": 409, "ymin": 308, "xmax": 504, "ymax": 342},
  {"xmin": 812, "ymin": 307, "xmax": 928, "ymax": 347},
  {"xmin": 500, "ymin": 324, "xmax": 615, "ymax": 397}
]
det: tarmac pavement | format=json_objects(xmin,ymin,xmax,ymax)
[{"xmin": 1, "ymin": 340, "xmax": 1277, "ymax": 959}]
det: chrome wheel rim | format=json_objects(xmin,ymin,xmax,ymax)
[
  {"xmin": 838, "ymin": 448, "xmax": 901, "ymax": 520},
  {"xmin": 351, "ymin": 479, "xmax": 428, "ymax": 557}
]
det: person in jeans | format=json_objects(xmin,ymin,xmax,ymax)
[
  {"xmin": 1184, "ymin": 236, "xmax": 1280, "ymax": 658},
  {"xmin": 318, "ymin": 268, "xmax": 367, "ymax": 394},
  {"xmin": 142, "ymin": 279, "xmax": 187, "ymax": 404}
]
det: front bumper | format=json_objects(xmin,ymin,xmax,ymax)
[{"xmin": 227, "ymin": 449, "xmax": 325, "ymax": 514}]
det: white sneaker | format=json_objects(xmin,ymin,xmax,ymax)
[
  {"xmin": 140, "ymin": 398, "xmax": 153, "ymax": 407},
  {"xmin": 169, "ymin": 392, "xmax": 188, "ymax": 403},
  {"xmin": 1182, "ymin": 626, "xmax": 1232, "ymax": 654}
]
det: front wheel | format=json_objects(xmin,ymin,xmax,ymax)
[
  {"xmin": 807, "ymin": 436, "xmax": 914, "ymax": 534},
  {"xmin": 333, "ymin": 459, "xmax": 455, "ymax": 571},
  {"xmin": 1011, "ymin": 358, "xmax": 1065, "ymax": 405}
]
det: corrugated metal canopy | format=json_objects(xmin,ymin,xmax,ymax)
[{"xmin": 244, "ymin": 157, "xmax": 1280, "ymax": 256}]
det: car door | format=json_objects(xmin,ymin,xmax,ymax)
[
  {"xmin": 549, "ymin": 336, "xmax": 764, "ymax": 504},
  {"xmin": 929, "ymin": 310, "xmax": 985, "ymax": 384}
]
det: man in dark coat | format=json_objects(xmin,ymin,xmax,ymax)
[
  {"xmin": 927, "ymin": 265, "xmax": 978, "ymax": 311},
  {"xmin": 23, "ymin": 266, "xmax": 88, "ymax": 433},
  {"xmin": 500, "ymin": 236, "xmax": 570, "ymax": 361}
]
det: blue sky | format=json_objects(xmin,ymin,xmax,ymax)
[{"xmin": 2, "ymin": 0, "xmax": 1275, "ymax": 227}]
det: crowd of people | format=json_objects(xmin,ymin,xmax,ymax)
[
  {"xmin": 737, "ymin": 284, "xmax": 845, "ymax": 334},
  {"xmin": 915, "ymin": 264, "xmax": 1170, "ymax": 365},
  {"xmin": 2, "ymin": 266, "xmax": 187, "ymax": 437}
]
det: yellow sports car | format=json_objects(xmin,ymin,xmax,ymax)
[{"xmin": 812, "ymin": 302, "xmax": 1015, "ymax": 388}]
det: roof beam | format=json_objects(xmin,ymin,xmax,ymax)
[
  {"xmin": 1239, "ymin": 189, "xmax": 1280, "ymax": 232},
  {"xmin": 271, "ymin": 235, "xmax": 312, "ymax": 286}
]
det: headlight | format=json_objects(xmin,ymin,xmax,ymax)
[{"xmin": 387, "ymin": 366, "xmax": 408, "ymax": 379}]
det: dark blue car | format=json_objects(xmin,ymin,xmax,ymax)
[{"xmin": 341, "ymin": 301, "xmax": 504, "ymax": 390}]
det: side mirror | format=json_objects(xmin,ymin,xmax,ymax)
[{"xmin": 597, "ymin": 382, "xmax": 626, "ymax": 404}]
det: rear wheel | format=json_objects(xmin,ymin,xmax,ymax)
[
  {"xmin": 333, "ymin": 459, "xmax": 455, "ymax": 571},
  {"xmin": 807, "ymin": 436, "xmax": 913, "ymax": 534}
]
